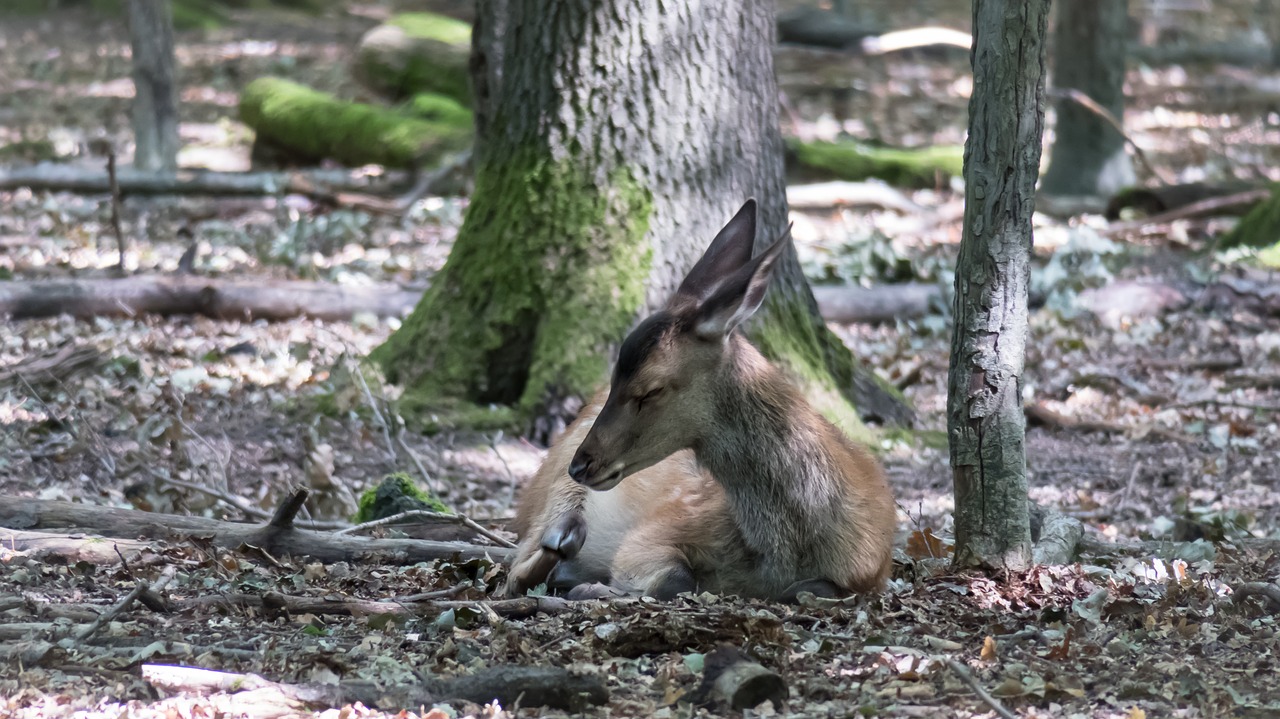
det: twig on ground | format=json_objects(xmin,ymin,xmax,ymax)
[
  {"xmin": 106, "ymin": 152, "xmax": 127, "ymax": 273},
  {"xmin": 73, "ymin": 566, "xmax": 176, "ymax": 644},
  {"xmin": 337, "ymin": 509, "xmax": 516, "ymax": 548},
  {"xmin": 1163, "ymin": 397, "xmax": 1280, "ymax": 413},
  {"xmin": 1116, "ymin": 460, "xmax": 1144, "ymax": 511},
  {"xmin": 489, "ymin": 430, "xmax": 520, "ymax": 508},
  {"xmin": 149, "ymin": 472, "xmax": 347, "ymax": 530},
  {"xmin": 353, "ymin": 362, "xmax": 398, "ymax": 463},
  {"xmin": 945, "ymin": 659, "xmax": 1017, "ymax": 719}
]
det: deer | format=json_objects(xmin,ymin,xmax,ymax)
[{"xmin": 503, "ymin": 199, "xmax": 896, "ymax": 602}]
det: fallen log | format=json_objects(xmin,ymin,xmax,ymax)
[
  {"xmin": 0, "ymin": 164, "xmax": 398, "ymax": 197},
  {"xmin": 695, "ymin": 646, "xmax": 788, "ymax": 711},
  {"xmin": 143, "ymin": 663, "xmax": 610, "ymax": 712},
  {"xmin": 811, "ymin": 282, "xmax": 940, "ymax": 324},
  {"xmin": 0, "ymin": 529, "xmax": 160, "ymax": 566},
  {"xmin": 0, "ymin": 496, "xmax": 513, "ymax": 566},
  {"xmin": 353, "ymin": 12, "xmax": 473, "ymax": 104},
  {"xmin": 0, "ymin": 276, "xmax": 422, "ymax": 322},
  {"xmin": 786, "ymin": 180, "xmax": 922, "ymax": 213}
]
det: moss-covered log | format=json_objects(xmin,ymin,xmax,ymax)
[
  {"xmin": 1221, "ymin": 185, "xmax": 1280, "ymax": 250},
  {"xmin": 239, "ymin": 78, "xmax": 472, "ymax": 169},
  {"xmin": 353, "ymin": 13, "xmax": 472, "ymax": 105},
  {"xmin": 787, "ymin": 138, "xmax": 964, "ymax": 188}
]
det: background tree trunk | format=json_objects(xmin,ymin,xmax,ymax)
[
  {"xmin": 375, "ymin": 0, "xmax": 905, "ymax": 437},
  {"xmin": 1041, "ymin": 0, "xmax": 1134, "ymax": 197},
  {"xmin": 126, "ymin": 0, "xmax": 180, "ymax": 172},
  {"xmin": 947, "ymin": 0, "xmax": 1049, "ymax": 571}
]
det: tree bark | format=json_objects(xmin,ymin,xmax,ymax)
[
  {"xmin": 374, "ymin": 0, "xmax": 905, "ymax": 435},
  {"xmin": 126, "ymin": 0, "xmax": 180, "ymax": 172},
  {"xmin": 1041, "ymin": 0, "xmax": 1134, "ymax": 197},
  {"xmin": 947, "ymin": 0, "xmax": 1049, "ymax": 571}
]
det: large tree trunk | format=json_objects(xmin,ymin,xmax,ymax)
[
  {"xmin": 1041, "ymin": 0, "xmax": 1134, "ymax": 197},
  {"xmin": 374, "ymin": 0, "xmax": 904, "ymax": 437},
  {"xmin": 126, "ymin": 0, "xmax": 180, "ymax": 172},
  {"xmin": 947, "ymin": 0, "xmax": 1049, "ymax": 572}
]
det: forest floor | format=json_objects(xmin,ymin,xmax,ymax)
[{"xmin": 3, "ymin": 3, "xmax": 1280, "ymax": 719}]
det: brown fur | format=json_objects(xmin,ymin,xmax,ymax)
[{"xmin": 503, "ymin": 200, "xmax": 896, "ymax": 600}]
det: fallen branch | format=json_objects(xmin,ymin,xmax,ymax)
[
  {"xmin": 175, "ymin": 591, "xmax": 570, "ymax": 621},
  {"xmin": 338, "ymin": 509, "xmax": 516, "ymax": 548},
  {"xmin": 0, "ymin": 496, "xmax": 513, "ymax": 566},
  {"xmin": 1104, "ymin": 188, "xmax": 1272, "ymax": 237},
  {"xmin": 0, "ymin": 344, "xmax": 102, "ymax": 388},
  {"xmin": 697, "ymin": 645, "xmax": 789, "ymax": 711},
  {"xmin": 0, "ymin": 529, "xmax": 159, "ymax": 565},
  {"xmin": 946, "ymin": 659, "xmax": 1017, "ymax": 719},
  {"xmin": 0, "ymin": 276, "xmax": 421, "ymax": 322},
  {"xmin": 73, "ymin": 566, "xmax": 177, "ymax": 644},
  {"xmin": 143, "ymin": 662, "xmax": 609, "ymax": 712},
  {"xmin": 811, "ymin": 282, "xmax": 941, "ymax": 324},
  {"xmin": 786, "ymin": 181, "xmax": 922, "ymax": 213},
  {"xmin": 1024, "ymin": 400, "xmax": 1193, "ymax": 443},
  {"xmin": 1233, "ymin": 582, "xmax": 1280, "ymax": 611},
  {"xmin": 0, "ymin": 163, "xmax": 403, "ymax": 198}
]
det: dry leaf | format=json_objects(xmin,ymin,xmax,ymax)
[
  {"xmin": 980, "ymin": 635, "xmax": 998, "ymax": 662},
  {"xmin": 906, "ymin": 528, "xmax": 953, "ymax": 559}
]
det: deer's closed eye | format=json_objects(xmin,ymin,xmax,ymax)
[{"xmin": 636, "ymin": 387, "xmax": 664, "ymax": 411}]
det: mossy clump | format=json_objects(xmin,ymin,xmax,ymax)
[
  {"xmin": 401, "ymin": 93, "xmax": 474, "ymax": 127},
  {"xmin": 239, "ymin": 77, "xmax": 472, "ymax": 168},
  {"xmin": 788, "ymin": 138, "xmax": 964, "ymax": 188},
  {"xmin": 1221, "ymin": 184, "xmax": 1280, "ymax": 250},
  {"xmin": 354, "ymin": 12, "xmax": 472, "ymax": 104},
  {"xmin": 396, "ymin": 397, "xmax": 521, "ymax": 435},
  {"xmin": 372, "ymin": 149, "xmax": 653, "ymax": 418},
  {"xmin": 353, "ymin": 473, "xmax": 450, "ymax": 524}
]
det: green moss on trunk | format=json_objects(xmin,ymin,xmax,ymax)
[
  {"xmin": 239, "ymin": 78, "xmax": 472, "ymax": 168},
  {"xmin": 373, "ymin": 148, "xmax": 652, "ymax": 416},
  {"xmin": 788, "ymin": 138, "xmax": 964, "ymax": 188}
]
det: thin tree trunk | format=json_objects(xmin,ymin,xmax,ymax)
[
  {"xmin": 126, "ymin": 0, "xmax": 180, "ymax": 172},
  {"xmin": 1041, "ymin": 0, "xmax": 1133, "ymax": 197},
  {"xmin": 375, "ymin": 0, "xmax": 904, "ymax": 436},
  {"xmin": 947, "ymin": 0, "xmax": 1050, "ymax": 571}
]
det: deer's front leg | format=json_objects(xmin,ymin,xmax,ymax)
[
  {"xmin": 503, "ymin": 510, "xmax": 588, "ymax": 596},
  {"xmin": 564, "ymin": 516, "xmax": 698, "ymax": 600}
]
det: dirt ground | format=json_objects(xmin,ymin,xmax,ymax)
[{"xmin": 3, "ymin": 3, "xmax": 1280, "ymax": 718}]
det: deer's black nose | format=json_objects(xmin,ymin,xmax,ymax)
[{"xmin": 567, "ymin": 451, "xmax": 591, "ymax": 483}]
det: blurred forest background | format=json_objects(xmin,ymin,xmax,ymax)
[{"xmin": 2, "ymin": 0, "xmax": 1280, "ymax": 717}]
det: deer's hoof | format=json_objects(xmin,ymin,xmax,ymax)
[{"xmin": 539, "ymin": 511, "xmax": 587, "ymax": 558}]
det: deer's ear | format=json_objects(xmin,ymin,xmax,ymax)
[
  {"xmin": 673, "ymin": 199, "xmax": 757, "ymax": 303},
  {"xmin": 692, "ymin": 227, "xmax": 790, "ymax": 341}
]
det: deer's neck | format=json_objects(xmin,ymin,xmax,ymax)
[{"xmin": 694, "ymin": 338, "xmax": 847, "ymax": 563}]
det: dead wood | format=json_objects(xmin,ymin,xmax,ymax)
[
  {"xmin": 946, "ymin": 659, "xmax": 1017, "ymax": 719},
  {"xmin": 1078, "ymin": 535, "xmax": 1280, "ymax": 557},
  {"xmin": 0, "ymin": 344, "xmax": 103, "ymax": 388},
  {"xmin": 0, "ymin": 276, "xmax": 421, "ymax": 322},
  {"xmin": 0, "ymin": 496, "xmax": 514, "ymax": 566},
  {"xmin": 0, "ymin": 640, "xmax": 58, "ymax": 666},
  {"xmin": 776, "ymin": 9, "xmax": 970, "ymax": 55},
  {"xmin": 1031, "ymin": 509, "xmax": 1085, "ymax": 566},
  {"xmin": 811, "ymin": 282, "xmax": 941, "ymax": 324},
  {"xmin": 0, "ymin": 164, "xmax": 403, "ymax": 199},
  {"xmin": 786, "ymin": 181, "xmax": 921, "ymax": 213},
  {"xmin": 1, "ymin": 273, "xmax": 954, "ymax": 326},
  {"xmin": 696, "ymin": 645, "xmax": 788, "ymax": 711},
  {"xmin": 0, "ymin": 529, "xmax": 159, "ymax": 565},
  {"xmin": 174, "ymin": 591, "xmax": 570, "ymax": 621},
  {"xmin": 1233, "ymin": 582, "xmax": 1280, "ymax": 611},
  {"xmin": 73, "ymin": 566, "xmax": 176, "ymax": 645},
  {"xmin": 1104, "ymin": 186, "xmax": 1270, "ymax": 232},
  {"xmin": 106, "ymin": 152, "xmax": 127, "ymax": 272},
  {"xmin": 143, "ymin": 662, "xmax": 609, "ymax": 712},
  {"xmin": 1025, "ymin": 400, "xmax": 1195, "ymax": 443}
]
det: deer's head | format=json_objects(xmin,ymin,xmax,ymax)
[{"xmin": 567, "ymin": 199, "xmax": 789, "ymax": 490}]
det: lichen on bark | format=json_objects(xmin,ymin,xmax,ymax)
[{"xmin": 373, "ymin": 148, "xmax": 653, "ymax": 414}]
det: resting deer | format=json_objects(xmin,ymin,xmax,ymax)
[{"xmin": 504, "ymin": 199, "xmax": 895, "ymax": 601}]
